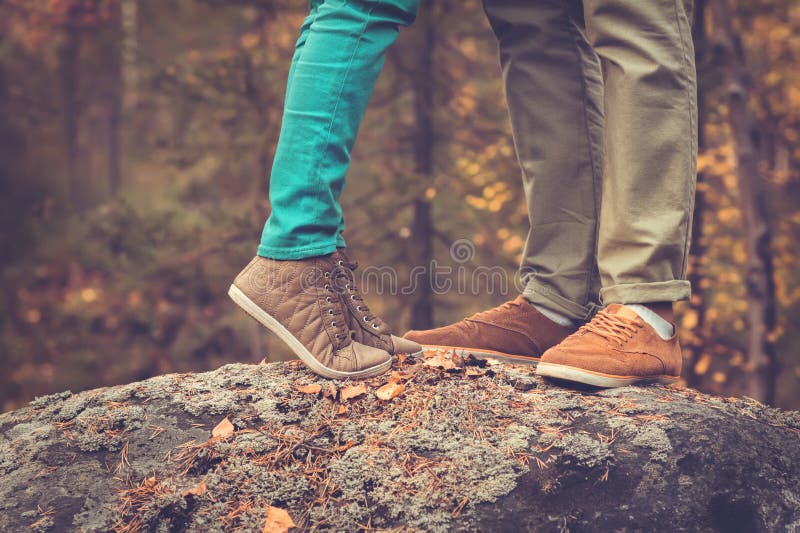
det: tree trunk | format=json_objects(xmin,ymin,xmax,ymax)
[
  {"xmin": 710, "ymin": 0, "xmax": 778, "ymax": 404},
  {"xmin": 59, "ymin": 8, "xmax": 82, "ymax": 211},
  {"xmin": 409, "ymin": 0, "xmax": 436, "ymax": 330},
  {"xmin": 106, "ymin": 0, "xmax": 137, "ymax": 197},
  {"xmin": 120, "ymin": 0, "xmax": 139, "ymax": 104},
  {"xmin": 2, "ymin": 360, "xmax": 799, "ymax": 531},
  {"xmin": 685, "ymin": 0, "xmax": 709, "ymax": 388}
]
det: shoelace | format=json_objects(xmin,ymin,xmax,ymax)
[
  {"xmin": 333, "ymin": 258, "xmax": 381, "ymax": 330},
  {"xmin": 469, "ymin": 299, "xmax": 523, "ymax": 322},
  {"xmin": 580, "ymin": 309, "xmax": 642, "ymax": 345},
  {"xmin": 319, "ymin": 267, "xmax": 350, "ymax": 347}
]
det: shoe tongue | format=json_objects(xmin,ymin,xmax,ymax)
[
  {"xmin": 604, "ymin": 304, "xmax": 640, "ymax": 321},
  {"xmin": 512, "ymin": 295, "xmax": 529, "ymax": 306}
]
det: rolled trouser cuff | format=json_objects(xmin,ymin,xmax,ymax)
[
  {"xmin": 600, "ymin": 280, "xmax": 691, "ymax": 305},
  {"xmin": 523, "ymin": 280, "xmax": 600, "ymax": 323}
]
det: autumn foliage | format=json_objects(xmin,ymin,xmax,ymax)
[{"xmin": 1, "ymin": 0, "xmax": 799, "ymax": 411}]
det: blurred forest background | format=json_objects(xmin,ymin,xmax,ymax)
[{"xmin": 1, "ymin": 0, "xmax": 799, "ymax": 412}]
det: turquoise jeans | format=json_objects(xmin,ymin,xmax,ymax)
[{"xmin": 258, "ymin": 0, "xmax": 419, "ymax": 260}]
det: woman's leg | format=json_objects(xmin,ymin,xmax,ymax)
[
  {"xmin": 259, "ymin": 0, "xmax": 419, "ymax": 260},
  {"xmin": 285, "ymin": 1, "xmax": 323, "ymax": 98}
]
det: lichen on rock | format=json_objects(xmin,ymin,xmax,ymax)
[{"xmin": 0, "ymin": 355, "xmax": 799, "ymax": 532}]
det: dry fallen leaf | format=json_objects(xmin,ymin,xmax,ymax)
[
  {"xmin": 295, "ymin": 384, "xmax": 322, "ymax": 395},
  {"xmin": 423, "ymin": 350, "xmax": 462, "ymax": 370},
  {"xmin": 212, "ymin": 417, "xmax": 234, "ymax": 438},
  {"xmin": 466, "ymin": 367, "xmax": 486, "ymax": 378},
  {"xmin": 336, "ymin": 404, "xmax": 348, "ymax": 415},
  {"xmin": 375, "ymin": 382, "xmax": 404, "ymax": 401},
  {"xmin": 388, "ymin": 370, "xmax": 416, "ymax": 384},
  {"xmin": 340, "ymin": 384, "xmax": 368, "ymax": 401},
  {"xmin": 263, "ymin": 505, "xmax": 295, "ymax": 533},
  {"xmin": 181, "ymin": 479, "xmax": 207, "ymax": 497},
  {"xmin": 322, "ymin": 385, "xmax": 338, "ymax": 400}
]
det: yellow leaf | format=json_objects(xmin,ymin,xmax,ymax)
[
  {"xmin": 263, "ymin": 506, "xmax": 295, "ymax": 533},
  {"xmin": 682, "ymin": 310, "xmax": 698, "ymax": 330},
  {"xmin": 240, "ymin": 33, "xmax": 259, "ymax": 49},
  {"xmin": 694, "ymin": 354, "xmax": 711, "ymax": 376},
  {"xmin": 212, "ymin": 417, "xmax": 234, "ymax": 438},
  {"xmin": 81, "ymin": 288, "xmax": 98, "ymax": 303},
  {"xmin": 375, "ymin": 382, "xmax": 404, "ymax": 401},
  {"xmin": 717, "ymin": 207, "xmax": 740, "ymax": 223}
]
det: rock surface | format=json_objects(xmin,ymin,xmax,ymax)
[{"xmin": 1, "ymin": 354, "xmax": 799, "ymax": 532}]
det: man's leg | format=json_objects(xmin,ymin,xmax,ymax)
[
  {"xmin": 486, "ymin": 0, "xmax": 605, "ymax": 323},
  {"xmin": 538, "ymin": 0, "xmax": 697, "ymax": 387},
  {"xmin": 588, "ymin": 0, "xmax": 698, "ymax": 307},
  {"xmin": 259, "ymin": 0, "xmax": 418, "ymax": 260},
  {"xmin": 404, "ymin": 0, "xmax": 604, "ymax": 362}
]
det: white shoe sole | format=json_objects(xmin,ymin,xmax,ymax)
[
  {"xmin": 536, "ymin": 362, "xmax": 679, "ymax": 388},
  {"xmin": 228, "ymin": 284, "xmax": 391, "ymax": 380},
  {"xmin": 420, "ymin": 345, "xmax": 540, "ymax": 366}
]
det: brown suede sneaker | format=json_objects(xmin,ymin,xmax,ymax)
[
  {"xmin": 537, "ymin": 304, "xmax": 682, "ymax": 387},
  {"xmin": 229, "ymin": 255, "xmax": 392, "ymax": 380},
  {"xmin": 331, "ymin": 250, "xmax": 422, "ymax": 357},
  {"xmin": 403, "ymin": 296, "xmax": 576, "ymax": 365}
]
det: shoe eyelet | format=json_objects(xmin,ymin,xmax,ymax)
[
  {"xmin": 345, "ymin": 284, "xmax": 350, "ymax": 290},
  {"xmin": 356, "ymin": 306, "xmax": 363, "ymax": 312},
  {"xmin": 351, "ymin": 294, "xmax": 357, "ymax": 301},
  {"xmin": 337, "ymin": 260, "xmax": 344, "ymax": 266},
  {"xmin": 328, "ymin": 309, "xmax": 334, "ymax": 315},
  {"xmin": 363, "ymin": 316, "xmax": 369, "ymax": 322},
  {"xmin": 372, "ymin": 323, "xmax": 379, "ymax": 329},
  {"xmin": 324, "ymin": 284, "xmax": 330, "ymax": 290},
  {"xmin": 324, "ymin": 272, "xmax": 330, "ymax": 278},
  {"xmin": 330, "ymin": 321, "xmax": 336, "ymax": 327},
  {"xmin": 325, "ymin": 296, "xmax": 331, "ymax": 303}
]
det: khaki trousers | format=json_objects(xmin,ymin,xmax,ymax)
[{"xmin": 484, "ymin": 0, "xmax": 698, "ymax": 321}]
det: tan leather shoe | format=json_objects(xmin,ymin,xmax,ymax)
[
  {"xmin": 403, "ymin": 296, "xmax": 576, "ymax": 365},
  {"xmin": 331, "ymin": 250, "xmax": 422, "ymax": 356},
  {"xmin": 229, "ymin": 255, "xmax": 392, "ymax": 379},
  {"xmin": 537, "ymin": 304, "xmax": 682, "ymax": 387}
]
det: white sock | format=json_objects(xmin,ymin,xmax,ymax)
[
  {"xmin": 531, "ymin": 303, "xmax": 574, "ymax": 328},
  {"xmin": 625, "ymin": 304, "xmax": 674, "ymax": 340}
]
